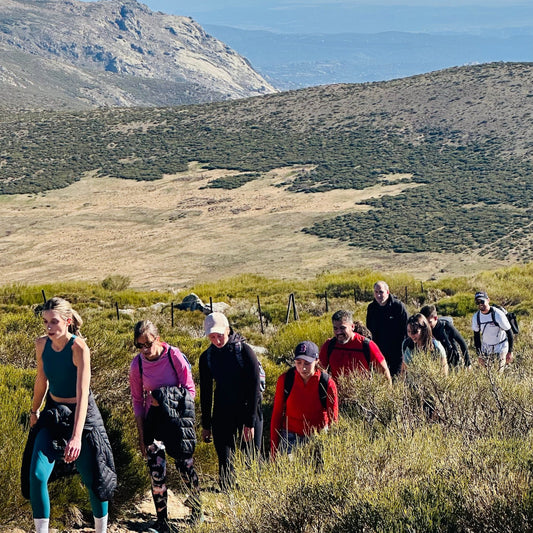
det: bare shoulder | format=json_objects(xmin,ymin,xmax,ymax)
[
  {"xmin": 72, "ymin": 336, "xmax": 90, "ymax": 360},
  {"xmin": 72, "ymin": 335, "xmax": 89, "ymax": 351}
]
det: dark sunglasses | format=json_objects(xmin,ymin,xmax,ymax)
[
  {"xmin": 135, "ymin": 340, "xmax": 154, "ymax": 350},
  {"xmin": 475, "ymin": 300, "xmax": 486, "ymax": 305}
]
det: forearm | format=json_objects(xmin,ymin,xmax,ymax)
[
  {"xmin": 378, "ymin": 359, "xmax": 392, "ymax": 386},
  {"xmin": 135, "ymin": 414, "xmax": 145, "ymax": 441},
  {"xmin": 32, "ymin": 376, "xmax": 48, "ymax": 412},
  {"xmin": 72, "ymin": 388, "xmax": 89, "ymax": 439}
]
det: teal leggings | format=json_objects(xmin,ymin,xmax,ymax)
[{"xmin": 29, "ymin": 427, "xmax": 108, "ymax": 519}]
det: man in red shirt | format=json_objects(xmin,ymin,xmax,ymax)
[{"xmin": 319, "ymin": 310, "xmax": 392, "ymax": 386}]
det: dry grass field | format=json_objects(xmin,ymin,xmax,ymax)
[{"xmin": 0, "ymin": 163, "xmax": 507, "ymax": 290}]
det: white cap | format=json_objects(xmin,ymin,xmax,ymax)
[{"xmin": 204, "ymin": 312, "xmax": 229, "ymax": 335}]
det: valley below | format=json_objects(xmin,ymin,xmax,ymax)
[{"xmin": 0, "ymin": 163, "xmax": 507, "ymax": 290}]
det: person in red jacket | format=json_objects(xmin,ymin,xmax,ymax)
[
  {"xmin": 319, "ymin": 310, "xmax": 392, "ymax": 385},
  {"xmin": 270, "ymin": 341, "xmax": 338, "ymax": 458}
]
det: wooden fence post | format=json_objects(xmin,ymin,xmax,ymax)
[
  {"xmin": 115, "ymin": 302, "xmax": 119, "ymax": 320},
  {"xmin": 292, "ymin": 293, "xmax": 299, "ymax": 321},
  {"xmin": 257, "ymin": 295, "xmax": 264, "ymax": 334},
  {"xmin": 209, "ymin": 297, "xmax": 213, "ymax": 313},
  {"xmin": 285, "ymin": 294, "xmax": 292, "ymax": 324}
]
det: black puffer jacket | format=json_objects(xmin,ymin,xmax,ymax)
[
  {"xmin": 21, "ymin": 392, "xmax": 117, "ymax": 501},
  {"xmin": 144, "ymin": 385, "xmax": 196, "ymax": 459}
]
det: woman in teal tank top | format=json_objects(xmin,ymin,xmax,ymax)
[{"xmin": 26, "ymin": 297, "xmax": 114, "ymax": 533}]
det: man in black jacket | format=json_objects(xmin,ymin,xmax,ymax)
[
  {"xmin": 366, "ymin": 281, "xmax": 408, "ymax": 377},
  {"xmin": 420, "ymin": 305, "xmax": 471, "ymax": 369}
]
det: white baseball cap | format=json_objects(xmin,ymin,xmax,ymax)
[{"xmin": 204, "ymin": 312, "xmax": 229, "ymax": 335}]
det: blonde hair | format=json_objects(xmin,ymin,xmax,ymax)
[{"xmin": 42, "ymin": 297, "xmax": 83, "ymax": 336}]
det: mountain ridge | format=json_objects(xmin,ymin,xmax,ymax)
[
  {"xmin": 0, "ymin": 0, "xmax": 276, "ymax": 110},
  {"xmin": 204, "ymin": 24, "xmax": 533, "ymax": 89}
]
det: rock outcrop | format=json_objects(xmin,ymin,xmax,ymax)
[{"xmin": 0, "ymin": 0, "xmax": 276, "ymax": 110}]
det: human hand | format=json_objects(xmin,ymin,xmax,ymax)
[
  {"xmin": 64, "ymin": 435, "xmax": 82, "ymax": 463},
  {"xmin": 139, "ymin": 439, "xmax": 147, "ymax": 458},
  {"xmin": 29, "ymin": 411, "xmax": 39, "ymax": 428},
  {"xmin": 243, "ymin": 426, "xmax": 254, "ymax": 443},
  {"xmin": 202, "ymin": 429, "xmax": 212, "ymax": 443}
]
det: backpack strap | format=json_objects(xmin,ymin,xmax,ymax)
[
  {"xmin": 318, "ymin": 371, "xmax": 329, "ymax": 410},
  {"xmin": 283, "ymin": 367, "xmax": 329, "ymax": 410},
  {"xmin": 327, "ymin": 336, "xmax": 371, "ymax": 368},
  {"xmin": 283, "ymin": 367, "xmax": 296, "ymax": 402},
  {"xmin": 325, "ymin": 338, "xmax": 336, "ymax": 369},
  {"xmin": 208, "ymin": 341, "xmax": 243, "ymax": 371},
  {"xmin": 138, "ymin": 346, "xmax": 179, "ymax": 393},
  {"xmin": 362, "ymin": 337, "xmax": 371, "ymax": 367},
  {"xmin": 490, "ymin": 306, "xmax": 497, "ymax": 327},
  {"xmin": 477, "ymin": 307, "xmax": 500, "ymax": 331}
]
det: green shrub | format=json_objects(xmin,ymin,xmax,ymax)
[{"xmin": 101, "ymin": 275, "xmax": 131, "ymax": 291}]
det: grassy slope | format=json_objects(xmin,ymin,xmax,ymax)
[{"xmin": 0, "ymin": 264, "xmax": 532, "ymax": 531}]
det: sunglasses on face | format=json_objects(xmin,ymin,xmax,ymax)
[
  {"xmin": 476, "ymin": 300, "xmax": 486, "ymax": 305},
  {"xmin": 135, "ymin": 340, "xmax": 155, "ymax": 350}
]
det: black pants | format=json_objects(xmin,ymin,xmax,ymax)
[{"xmin": 212, "ymin": 411, "xmax": 263, "ymax": 491}]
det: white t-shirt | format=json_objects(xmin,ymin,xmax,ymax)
[{"xmin": 472, "ymin": 307, "xmax": 511, "ymax": 353}]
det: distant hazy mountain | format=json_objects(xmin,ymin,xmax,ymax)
[
  {"xmin": 176, "ymin": 2, "xmax": 533, "ymax": 35},
  {"xmin": 0, "ymin": 0, "xmax": 276, "ymax": 110},
  {"xmin": 204, "ymin": 25, "xmax": 533, "ymax": 89}
]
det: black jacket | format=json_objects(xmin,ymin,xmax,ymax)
[
  {"xmin": 21, "ymin": 392, "xmax": 116, "ymax": 501},
  {"xmin": 199, "ymin": 332, "xmax": 261, "ymax": 430},
  {"xmin": 145, "ymin": 385, "xmax": 196, "ymax": 459},
  {"xmin": 366, "ymin": 295, "xmax": 408, "ymax": 376}
]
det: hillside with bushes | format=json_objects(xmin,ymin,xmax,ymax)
[
  {"xmin": 0, "ymin": 264, "xmax": 532, "ymax": 531},
  {"xmin": 1, "ymin": 62, "xmax": 532, "ymax": 264}
]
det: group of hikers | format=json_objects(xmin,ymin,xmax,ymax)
[{"xmin": 22, "ymin": 282, "xmax": 516, "ymax": 533}]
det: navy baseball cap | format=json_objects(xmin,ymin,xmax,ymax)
[{"xmin": 293, "ymin": 341, "xmax": 319, "ymax": 363}]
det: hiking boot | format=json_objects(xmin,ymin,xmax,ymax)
[{"xmin": 147, "ymin": 517, "xmax": 177, "ymax": 533}]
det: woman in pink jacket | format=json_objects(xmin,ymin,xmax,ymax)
[{"xmin": 129, "ymin": 320, "xmax": 201, "ymax": 532}]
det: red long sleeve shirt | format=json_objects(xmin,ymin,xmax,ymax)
[
  {"xmin": 270, "ymin": 368, "xmax": 338, "ymax": 455},
  {"xmin": 319, "ymin": 334, "xmax": 385, "ymax": 380}
]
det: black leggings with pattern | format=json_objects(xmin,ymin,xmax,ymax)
[{"xmin": 146, "ymin": 441, "xmax": 200, "ymax": 520}]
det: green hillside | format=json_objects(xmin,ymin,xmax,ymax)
[
  {"xmin": 1, "ymin": 264, "xmax": 532, "ymax": 531},
  {"xmin": 1, "ymin": 62, "xmax": 532, "ymax": 261}
]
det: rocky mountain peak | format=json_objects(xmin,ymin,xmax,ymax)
[{"xmin": 0, "ymin": 0, "xmax": 276, "ymax": 109}]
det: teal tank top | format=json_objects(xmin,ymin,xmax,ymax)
[{"xmin": 42, "ymin": 335, "xmax": 78, "ymax": 398}]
